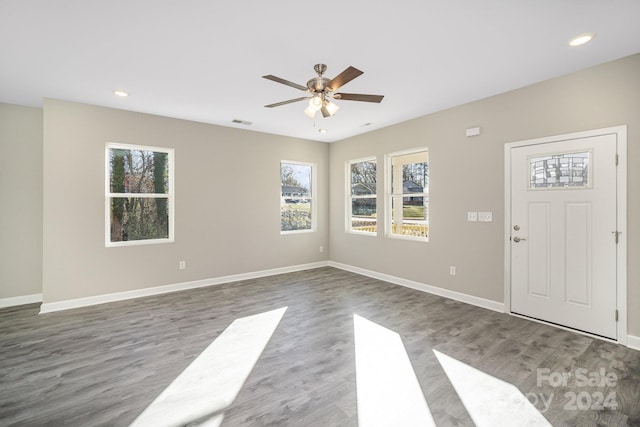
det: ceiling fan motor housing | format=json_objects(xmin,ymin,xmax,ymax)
[{"xmin": 307, "ymin": 77, "xmax": 331, "ymax": 93}]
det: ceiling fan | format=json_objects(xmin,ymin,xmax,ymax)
[{"xmin": 263, "ymin": 64, "xmax": 384, "ymax": 118}]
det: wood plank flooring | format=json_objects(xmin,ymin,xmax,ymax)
[{"xmin": 1, "ymin": 267, "xmax": 639, "ymax": 426}]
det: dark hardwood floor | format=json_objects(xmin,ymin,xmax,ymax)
[{"xmin": 1, "ymin": 267, "xmax": 639, "ymax": 426}]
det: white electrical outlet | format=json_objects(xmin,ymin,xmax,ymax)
[
  {"xmin": 478, "ymin": 212, "xmax": 493, "ymax": 222},
  {"xmin": 319, "ymin": 246, "xmax": 324, "ymax": 253},
  {"xmin": 179, "ymin": 261, "xmax": 186, "ymax": 270},
  {"xmin": 467, "ymin": 211, "xmax": 478, "ymax": 222},
  {"xmin": 449, "ymin": 266, "xmax": 456, "ymax": 276}
]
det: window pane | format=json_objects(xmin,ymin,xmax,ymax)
[
  {"xmin": 529, "ymin": 151, "xmax": 590, "ymax": 189},
  {"xmin": 351, "ymin": 198, "xmax": 377, "ymax": 232},
  {"xmin": 110, "ymin": 197, "xmax": 169, "ymax": 242},
  {"xmin": 281, "ymin": 163, "xmax": 312, "ymax": 197},
  {"xmin": 391, "ymin": 196, "xmax": 428, "ymax": 238},
  {"xmin": 388, "ymin": 150, "xmax": 428, "ymax": 240},
  {"xmin": 393, "ymin": 161, "xmax": 428, "ymax": 194},
  {"xmin": 351, "ymin": 161, "xmax": 376, "ymax": 196},
  {"xmin": 281, "ymin": 199, "xmax": 312, "ymax": 231},
  {"xmin": 109, "ymin": 148, "xmax": 169, "ymax": 194},
  {"xmin": 281, "ymin": 162, "xmax": 313, "ymax": 232}
]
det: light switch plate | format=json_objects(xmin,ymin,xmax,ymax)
[
  {"xmin": 467, "ymin": 211, "xmax": 478, "ymax": 222},
  {"xmin": 479, "ymin": 212, "xmax": 493, "ymax": 222}
]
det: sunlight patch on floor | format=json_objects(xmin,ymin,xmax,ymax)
[
  {"xmin": 354, "ymin": 314, "xmax": 436, "ymax": 427},
  {"xmin": 434, "ymin": 350, "xmax": 551, "ymax": 427},
  {"xmin": 130, "ymin": 307, "xmax": 287, "ymax": 427}
]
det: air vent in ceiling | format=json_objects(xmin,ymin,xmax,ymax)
[{"xmin": 232, "ymin": 119, "xmax": 253, "ymax": 126}]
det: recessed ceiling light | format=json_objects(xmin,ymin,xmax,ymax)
[
  {"xmin": 569, "ymin": 33, "xmax": 595, "ymax": 47},
  {"xmin": 319, "ymin": 128, "xmax": 328, "ymax": 134},
  {"xmin": 113, "ymin": 90, "xmax": 129, "ymax": 97}
]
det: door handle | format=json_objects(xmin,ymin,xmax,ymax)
[{"xmin": 513, "ymin": 236, "xmax": 527, "ymax": 242}]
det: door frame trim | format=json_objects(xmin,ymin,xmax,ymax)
[{"xmin": 504, "ymin": 126, "xmax": 627, "ymax": 345}]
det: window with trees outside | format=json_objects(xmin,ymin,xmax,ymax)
[
  {"xmin": 348, "ymin": 158, "xmax": 377, "ymax": 234},
  {"xmin": 387, "ymin": 148, "xmax": 429, "ymax": 240},
  {"xmin": 281, "ymin": 161, "xmax": 314, "ymax": 233},
  {"xmin": 106, "ymin": 143, "xmax": 174, "ymax": 246}
]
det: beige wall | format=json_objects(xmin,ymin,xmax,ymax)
[
  {"xmin": 42, "ymin": 99, "xmax": 329, "ymax": 303},
  {"xmin": 0, "ymin": 104, "xmax": 43, "ymax": 299},
  {"xmin": 330, "ymin": 53, "xmax": 640, "ymax": 336}
]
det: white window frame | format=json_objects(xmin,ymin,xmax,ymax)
[
  {"xmin": 280, "ymin": 160, "xmax": 316, "ymax": 234},
  {"xmin": 346, "ymin": 157, "xmax": 377, "ymax": 235},
  {"xmin": 385, "ymin": 147, "xmax": 429, "ymax": 242},
  {"xmin": 105, "ymin": 142, "xmax": 175, "ymax": 247}
]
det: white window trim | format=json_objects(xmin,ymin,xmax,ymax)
[
  {"xmin": 105, "ymin": 142, "xmax": 175, "ymax": 247},
  {"xmin": 346, "ymin": 156, "xmax": 377, "ymax": 236},
  {"xmin": 280, "ymin": 160, "xmax": 316, "ymax": 234},
  {"xmin": 385, "ymin": 147, "xmax": 429, "ymax": 242}
]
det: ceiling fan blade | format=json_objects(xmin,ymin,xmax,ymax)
[
  {"xmin": 262, "ymin": 75, "xmax": 308, "ymax": 92},
  {"xmin": 333, "ymin": 93, "xmax": 384, "ymax": 103},
  {"xmin": 264, "ymin": 97, "xmax": 310, "ymax": 108},
  {"xmin": 328, "ymin": 66, "xmax": 363, "ymax": 91}
]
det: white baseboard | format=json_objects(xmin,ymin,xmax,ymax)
[
  {"xmin": 40, "ymin": 261, "xmax": 330, "ymax": 314},
  {"xmin": 628, "ymin": 335, "xmax": 640, "ymax": 351},
  {"xmin": 328, "ymin": 261, "xmax": 505, "ymax": 313},
  {"xmin": 0, "ymin": 293, "xmax": 43, "ymax": 308}
]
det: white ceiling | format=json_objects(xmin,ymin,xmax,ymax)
[{"xmin": 2, "ymin": 1, "xmax": 640, "ymax": 143}]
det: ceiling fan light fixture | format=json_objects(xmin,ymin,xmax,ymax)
[
  {"xmin": 304, "ymin": 105, "xmax": 317, "ymax": 118},
  {"xmin": 324, "ymin": 100, "xmax": 339, "ymax": 116},
  {"xmin": 309, "ymin": 96, "xmax": 323, "ymax": 111}
]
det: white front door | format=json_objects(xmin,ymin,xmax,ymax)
[{"xmin": 509, "ymin": 133, "xmax": 618, "ymax": 339}]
